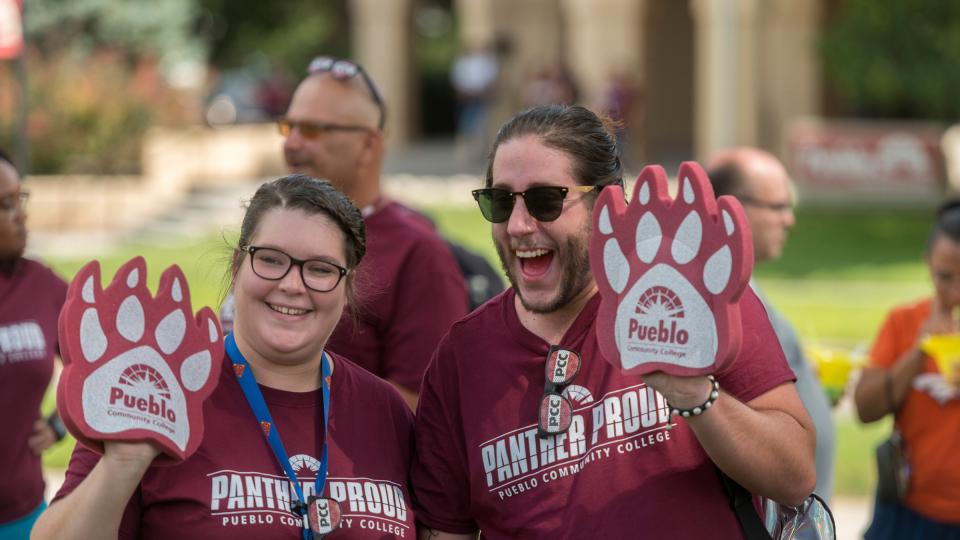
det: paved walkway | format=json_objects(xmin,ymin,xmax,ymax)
[
  {"xmin": 26, "ymin": 172, "xmax": 484, "ymax": 260},
  {"xmin": 833, "ymin": 495, "xmax": 871, "ymax": 539}
]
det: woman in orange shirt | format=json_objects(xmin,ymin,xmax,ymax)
[{"xmin": 854, "ymin": 201, "xmax": 960, "ymax": 538}]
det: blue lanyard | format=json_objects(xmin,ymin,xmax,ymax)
[{"xmin": 225, "ymin": 333, "xmax": 331, "ymax": 539}]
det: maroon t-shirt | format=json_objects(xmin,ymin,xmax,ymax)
[
  {"xmin": 55, "ymin": 353, "xmax": 416, "ymax": 539},
  {"xmin": 412, "ymin": 288, "xmax": 795, "ymax": 539},
  {"xmin": 326, "ymin": 201, "xmax": 468, "ymax": 392},
  {"xmin": 0, "ymin": 258, "xmax": 67, "ymax": 523}
]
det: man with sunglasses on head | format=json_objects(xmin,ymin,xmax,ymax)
[
  {"xmin": 412, "ymin": 106, "xmax": 815, "ymax": 539},
  {"xmin": 279, "ymin": 57, "xmax": 467, "ymax": 409},
  {"xmin": 708, "ymin": 147, "xmax": 836, "ymax": 504}
]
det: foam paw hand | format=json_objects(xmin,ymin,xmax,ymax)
[
  {"xmin": 57, "ymin": 257, "xmax": 224, "ymax": 464},
  {"xmin": 589, "ymin": 162, "xmax": 754, "ymax": 376}
]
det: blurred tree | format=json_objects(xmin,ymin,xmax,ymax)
[
  {"xmin": 195, "ymin": 0, "xmax": 347, "ymax": 78},
  {"xmin": 821, "ymin": 0, "xmax": 960, "ymax": 120},
  {"xmin": 0, "ymin": 0, "xmax": 206, "ymax": 174},
  {"xmin": 3, "ymin": 0, "xmax": 351, "ymax": 174},
  {"xmin": 27, "ymin": 0, "xmax": 204, "ymax": 71}
]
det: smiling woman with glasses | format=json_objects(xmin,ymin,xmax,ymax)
[{"xmin": 34, "ymin": 175, "xmax": 419, "ymax": 540}]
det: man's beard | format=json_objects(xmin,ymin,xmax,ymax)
[{"xmin": 495, "ymin": 230, "xmax": 593, "ymax": 314}]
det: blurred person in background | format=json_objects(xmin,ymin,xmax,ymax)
[
  {"xmin": 594, "ymin": 71, "xmax": 640, "ymax": 171},
  {"xmin": 522, "ymin": 62, "xmax": 579, "ymax": 108},
  {"xmin": 224, "ymin": 56, "xmax": 468, "ymax": 410},
  {"xmin": 0, "ymin": 149, "xmax": 69, "ymax": 539},
  {"xmin": 853, "ymin": 201, "xmax": 960, "ymax": 538},
  {"xmin": 707, "ymin": 148, "xmax": 837, "ymax": 503},
  {"xmin": 450, "ymin": 43, "xmax": 500, "ymax": 164}
]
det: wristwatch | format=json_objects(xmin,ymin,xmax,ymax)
[{"xmin": 47, "ymin": 411, "xmax": 67, "ymax": 442}]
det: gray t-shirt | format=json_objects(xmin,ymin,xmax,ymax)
[{"xmin": 753, "ymin": 281, "xmax": 836, "ymax": 502}]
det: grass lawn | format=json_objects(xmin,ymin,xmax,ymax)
[{"xmin": 37, "ymin": 203, "xmax": 935, "ymax": 497}]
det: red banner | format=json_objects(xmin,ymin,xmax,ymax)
[
  {"xmin": 788, "ymin": 118, "xmax": 945, "ymax": 195},
  {"xmin": 0, "ymin": 0, "xmax": 23, "ymax": 60}
]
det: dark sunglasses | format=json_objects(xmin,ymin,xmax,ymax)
[
  {"xmin": 538, "ymin": 346, "xmax": 582, "ymax": 438},
  {"xmin": 472, "ymin": 185, "xmax": 600, "ymax": 223},
  {"xmin": 307, "ymin": 56, "xmax": 385, "ymax": 130},
  {"xmin": 278, "ymin": 118, "xmax": 371, "ymax": 140}
]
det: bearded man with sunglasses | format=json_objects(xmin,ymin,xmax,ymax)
[
  {"xmin": 276, "ymin": 57, "xmax": 468, "ymax": 409},
  {"xmin": 412, "ymin": 106, "xmax": 816, "ymax": 539}
]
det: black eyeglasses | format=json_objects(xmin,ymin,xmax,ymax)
[
  {"xmin": 538, "ymin": 346, "xmax": 582, "ymax": 438},
  {"xmin": 242, "ymin": 245, "xmax": 349, "ymax": 293},
  {"xmin": 278, "ymin": 118, "xmax": 371, "ymax": 140},
  {"xmin": 307, "ymin": 56, "xmax": 385, "ymax": 130},
  {"xmin": 472, "ymin": 185, "xmax": 601, "ymax": 223},
  {"xmin": 0, "ymin": 191, "xmax": 28, "ymax": 214}
]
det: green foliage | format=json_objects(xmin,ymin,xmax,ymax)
[
  {"xmin": 821, "ymin": 0, "xmax": 960, "ymax": 119},
  {"xmin": 1, "ymin": 0, "xmax": 204, "ymax": 174},
  {"xmin": 26, "ymin": 0, "xmax": 204, "ymax": 65},
  {"xmin": 755, "ymin": 206, "xmax": 931, "ymax": 347},
  {"xmin": 196, "ymin": 0, "xmax": 347, "ymax": 76},
  {"xmin": 757, "ymin": 206, "xmax": 931, "ymax": 281},
  {"xmin": 0, "ymin": 50, "xmax": 195, "ymax": 174}
]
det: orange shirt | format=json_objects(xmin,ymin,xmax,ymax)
[{"xmin": 869, "ymin": 298, "xmax": 960, "ymax": 523}]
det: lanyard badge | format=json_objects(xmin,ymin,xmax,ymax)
[
  {"xmin": 307, "ymin": 496, "xmax": 342, "ymax": 537},
  {"xmin": 226, "ymin": 333, "xmax": 335, "ymax": 540}
]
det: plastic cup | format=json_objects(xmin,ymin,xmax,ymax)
[
  {"xmin": 809, "ymin": 348, "xmax": 855, "ymax": 405},
  {"xmin": 920, "ymin": 334, "xmax": 960, "ymax": 384}
]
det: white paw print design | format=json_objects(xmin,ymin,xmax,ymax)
[
  {"xmin": 589, "ymin": 162, "xmax": 754, "ymax": 376},
  {"xmin": 58, "ymin": 257, "xmax": 223, "ymax": 461}
]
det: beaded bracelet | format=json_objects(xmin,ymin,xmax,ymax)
[{"xmin": 665, "ymin": 375, "xmax": 720, "ymax": 430}]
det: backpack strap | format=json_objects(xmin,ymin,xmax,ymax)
[{"xmin": 717, "ymin": 469, "xmax": 773, "ymax": 540}]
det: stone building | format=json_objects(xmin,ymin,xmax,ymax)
[{"xmin": 348, "ymin": 0, "xmax": 824, "ymax": 167}]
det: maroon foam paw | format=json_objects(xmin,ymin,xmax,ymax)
[
  {"xmin": 589, "ymin": 162, "xmax": 753, "ymax": 376},
  {"xmin": 57, "ymin": 257, "xmax": 224, "ymax": 463}
]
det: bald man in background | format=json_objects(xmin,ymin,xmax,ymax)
[
  {"xmin": 708, "ymin": 148, "xmax": 836, "ymax": 502},
  {"xmin": 283, "ymin": 58, "xmax": 469, "ymax": 409},
  {"xmin": 223, "ymin": 58, "xmax": 468, "ymax": 409}
]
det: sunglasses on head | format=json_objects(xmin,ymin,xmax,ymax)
[
  {"xmin": 307, "ymin": 56, "xmax": 385, "ymax": 130},
  {"xmin": 472, "ymin": 184, "xmax": 603, "ymax": 223},
  {"xmin": 538, "ymin": 346, "xmax": 582, "ymax": 438}
]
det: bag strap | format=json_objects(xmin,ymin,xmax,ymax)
[{"xmin": 718, "ymin": 469, "xmax": 773, "ymax": 540}]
